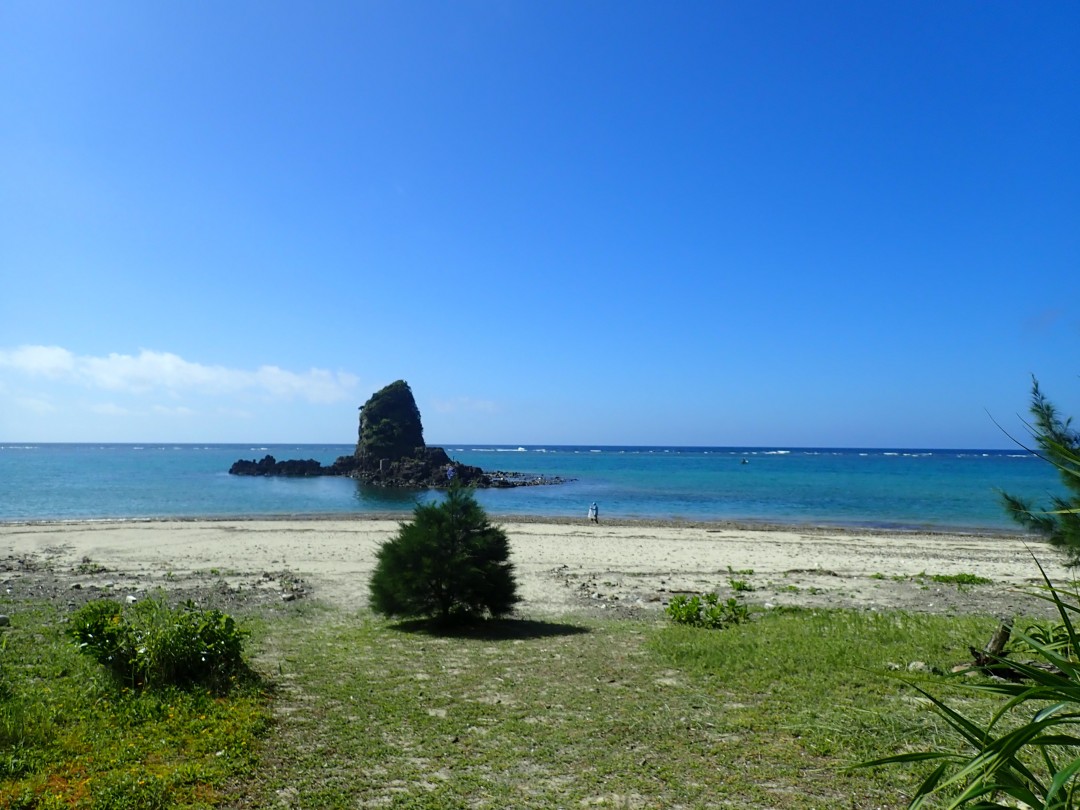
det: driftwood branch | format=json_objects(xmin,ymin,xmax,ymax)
[
  {"xmin": 976, "ymin": 618, "xmax": 1012, "ymax": 660},
  {"xmin": 966, "ymin": 618, "xmax": 1026, "ymax": 682},
  {"xmin": 960, "ymin": 617, "xmax": 1064, "ymax": 682}
]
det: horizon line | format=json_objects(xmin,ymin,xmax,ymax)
[{"xmin": 0, "ymin": 441, "xmax": 1024, "ymax": 453}]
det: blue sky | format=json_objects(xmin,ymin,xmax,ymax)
[{"xmin": 1, "ymin": 2, "xmax": 1077, "ymax": 447}]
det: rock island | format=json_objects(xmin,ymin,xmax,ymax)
[{"xmin": 229, "ymin": 380, "xmax": 568, "ymax": 489}]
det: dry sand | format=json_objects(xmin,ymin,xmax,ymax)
[{"xmin": 1, "ymin": 518, "xmax": 1072, "ymax": 619}]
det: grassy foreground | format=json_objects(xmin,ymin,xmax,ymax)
[
  {"xmin": 0, "ymin": 600, "xmax": 269, "ymax": 809},
  {"xmin": 2, "ymin": 597, "xmax": 1012, "ymax": 809},
  {"xmin": 251, "ymin": 605, "xmax": 1004, "ymax": 808}
]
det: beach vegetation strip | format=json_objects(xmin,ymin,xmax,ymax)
[{"xmin": 927, "ymin": 572, "xmax": 994, "ymax": 587}]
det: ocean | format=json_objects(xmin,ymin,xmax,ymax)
[{"xmin": 0, "ymin": 443, "xmax": 1065, "ymax": 532}]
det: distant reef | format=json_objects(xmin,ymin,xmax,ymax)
[{"xmin": 229, "ymin": 380, "xmax": 569, "ymax": 489}]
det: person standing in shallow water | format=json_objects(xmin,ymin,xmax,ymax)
[{"xmin": 588, "ymin": 502, "xmax": 598, "ymax": 523}]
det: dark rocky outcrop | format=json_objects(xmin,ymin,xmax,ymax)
[
  {"xmin": 341, "ymin": 444, "xmax": 488, "ymax": 488},
  {"xmin": 355, "ymin": 379, "xmax": 425, "ymax": 465},
  {"xmin": 229, "ymin": 379, "xmax": 571, "ymax": 489},
  {"xmin": 229, "ymin": 455, "xmax": 327, "ymax": 477},
  {"xmin": 336, "ymin": 381, "xmax": 489, "ymax": 488}
]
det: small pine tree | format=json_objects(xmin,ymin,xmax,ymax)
[
  {"xmin": 1001, "ymin": 378, "xmax": 1080, "ymax": 563},
  {"xmin": 369, "ymin": 483, "xmax": 519, "ymax": 623}
]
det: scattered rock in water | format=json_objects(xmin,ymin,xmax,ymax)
[{"xmin": 228, "ymin": 456, "xmax": 326, "ymax": 476}]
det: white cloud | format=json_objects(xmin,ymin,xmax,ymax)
[
  {"xmin": 0, "ymin": 345, "xmax": 76, "ymax": 377},
  {"xmin": 0, "ymin": 345, "xmax": 359, "ymax": 404},
  {"xmin": 255, "ymin": 365, "xmax": 360, "ymax": 404},
  {"xmin": 81, "ymin": 351, "xmax": 224, "ymax": 393}
]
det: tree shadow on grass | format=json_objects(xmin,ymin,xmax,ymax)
[{"xmin": 389, "ymin": 617, "xmax": 591, "ymax": 640}]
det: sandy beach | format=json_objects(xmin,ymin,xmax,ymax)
[{"xmin": 1, "ymin": 517, "xmax": 1071, "ymax": 619}]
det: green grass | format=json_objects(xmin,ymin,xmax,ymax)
[
  {"xmin": 235, "ymin": 605, "xmax": 1003, "ymax": 808},
  {"xmin": 928, "ymin": 572, "xmax": 993, "ymax": 586},
  {"xmin": 3, "ymin": 596, "xmax": 1019, "ymax": 809},
  {"xmin": 878, "ymin": 572, "xmax": 994, "ymax": 587},
  {"xmin": 0, "ymin": 601, "xmax": 270, "ymax": 809}
]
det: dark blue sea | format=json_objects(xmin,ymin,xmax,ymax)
[{"xmin": 0, "ymin": 444, "xmax": 1065, "ymax": 532}]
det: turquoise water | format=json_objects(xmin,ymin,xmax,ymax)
[{"xmin": 0, "ymin": 443, "xmax": 1064, "ymax": 531}]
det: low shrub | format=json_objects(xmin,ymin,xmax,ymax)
[
  {"xmin": 66, "ymin": 596, "xmax": 248, "ymax": 691},
  {"xmin": 665, "ymin": 593, "xmax": 749, "ymax": 629}
]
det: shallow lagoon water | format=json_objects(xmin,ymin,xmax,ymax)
[{"xmin": 0, "ymin": 443, "xmax": 1063, "ymax": 531}]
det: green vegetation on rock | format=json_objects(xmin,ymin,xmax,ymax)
[{"xmin": 356, "ymin": 379, "xmax": 425, "ymax": 463}]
